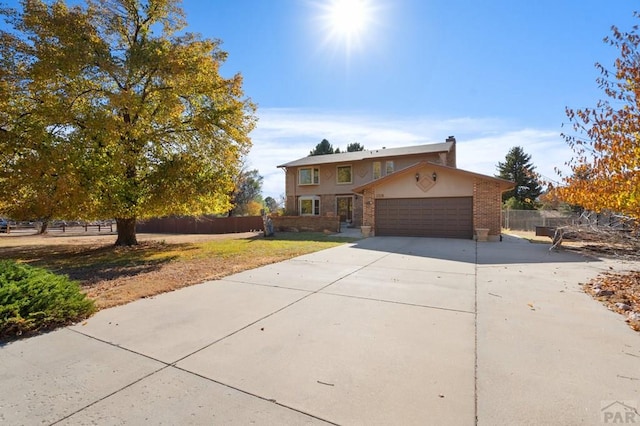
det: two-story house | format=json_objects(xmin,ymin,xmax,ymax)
[{"xmin": 277, "ymin": 136, "xmax": 513, "ymax": 240}]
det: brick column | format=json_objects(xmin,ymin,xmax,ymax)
[
  {"xmin": 473, "ymin": 179, "xmax": 502, "ymax": 238},
  {"xmin": 362, "ymin": 189, "xmax": 375, "ymax": 229}
]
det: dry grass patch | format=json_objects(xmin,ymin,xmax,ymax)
[{"xmin": 0, "ymin": 231, "xmax": 355, "ymax": 309}]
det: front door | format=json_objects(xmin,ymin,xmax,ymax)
[{"xmin": 336, "ymin": 196, "xmax": 353, "ymax": 223}]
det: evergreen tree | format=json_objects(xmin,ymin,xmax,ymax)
[
  {"xmin": 309, "ymin": 139, "xmax": 335, "ymax": 156},
  {"xmin": 346, "ymin": 142, "xmax": 364, "ymax": 152},
  {"xmin": 496, "ymin": 147, "xmax": 542, "ymax": 210}
]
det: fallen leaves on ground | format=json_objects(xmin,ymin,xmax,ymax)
[{"xmin": 584, "ymin": 272, "xmax": 640, "ymax": 332}]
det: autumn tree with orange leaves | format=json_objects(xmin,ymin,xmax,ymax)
[{"xmin": 559, "ymin": 13, "xmax": 640, "ymax": 221}]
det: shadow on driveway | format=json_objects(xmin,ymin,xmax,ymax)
[{"xmin": 349, "ymin": 234, "xmax": 601, "ymax": 265}]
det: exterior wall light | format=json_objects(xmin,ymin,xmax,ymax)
[
  {"xmin": 432, "ymin": 172, "xmax": 437, "ymax": 182},
  {"xmin": 415, "ymin": 173, "xmax": 420, "ymax": 182}
]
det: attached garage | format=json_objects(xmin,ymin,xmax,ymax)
[
  {"xmin": 375, "ymin": 197, "xmax": 473, "ymax": 238},
  {"xmin": 354, "ymin": 161, "xmax": 513, "ymax": 241}
]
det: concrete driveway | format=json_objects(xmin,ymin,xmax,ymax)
[{"xmin": 2, "ymin": 236, "xmax": 639, "ymax": 425}]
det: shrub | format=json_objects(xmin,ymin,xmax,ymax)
[{"xmin": 0, "ymin": 260, "xmax": 95, "ymax": 340}]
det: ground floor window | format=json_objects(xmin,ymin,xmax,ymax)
[{"xmin": 299, "ymin": 196, "xmax": 320, "ymax": 215}]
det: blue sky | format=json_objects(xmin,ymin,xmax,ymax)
[
  {"xmin": 5, "ymin": 1, "xmax": 637, "ymax": 200},
  {"xmin": 178, "ymin": 0, "xmax": 636, "ymax": 199}
]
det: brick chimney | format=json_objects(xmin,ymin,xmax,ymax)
[{"xmin": 445, "ymin": 135, "xmax": 456, "ymax": 167}]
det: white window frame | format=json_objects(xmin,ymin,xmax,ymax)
[
  {"xmin": 385, "ymin": 161, "xmax": 395, "ymax": 175},
  {"xmin": 299, "ymin": 196, "xmax": 321, "ymax": 216},
  {"xmin": 299, "ymin": 167, "xmax": 319, "ymax": 185},
  {"xmin": 373, "ymin": 161, "xmax": 382, "ymax": 179},
  {"xmin": 336, "ymin": 165, "xmax": 352, "ymax": 184}
]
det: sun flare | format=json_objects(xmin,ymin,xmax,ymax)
[
  {"xmin": 317, "ymin": 0, "xmax": 377, "ymax": 53},
  {"xmin": 328, "ymin": 0, "xmax": 370, "ymax": 37}
]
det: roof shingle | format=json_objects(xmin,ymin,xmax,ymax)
[{"xmin": 277, "ymin": 141, "xmax": 453, "ymax": 168}]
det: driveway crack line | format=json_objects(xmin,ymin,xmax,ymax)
[
  {"xmin": 59, "ymin": 331, "xmax": 339, "ymax": 425},
  {"xmin": 171, "ymin": 365, "xmax": 340, "ymax": 426},
  {"xmin": 474, "ymin": 240, "xmax": 479, "ymax": 426},
  {"xmin": 170, "ymin": 252, "xmax": 393, "ymax": 365},
  {"xmin": 68, "ymin": 328, "xmax": 173, "ymax": 365},
  {"xmin": 59, "ymin": 251, "xmax": 390, "ymax": 425},
  {"xmin": 49, "ymin": 365, "xmax": 171, "ymax": 425},
  {"xmin": 218, "ymin": 278, "xmax": 314, "ymax": 293},
  {"xmin": 318, "ymin": 291, "xmax": 476, "ymax": 314}
]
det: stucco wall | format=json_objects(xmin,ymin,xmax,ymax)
[
  {"xmin": 286, "ymin": 153, "xmax": 445, "ymax": 198},
  {"xmin": 371, "ymin": 165, "xmax": 474, "ymax": 199}
]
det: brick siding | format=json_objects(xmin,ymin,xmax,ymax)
[
  {"xmin": 362, "ymin": 188, "xmax": 376, "ymax": 234},
  {"xmin": 272, "ymin": 216, "xmax": 340, "ymax": 233},
  {"xmin": 473, "ymin": 179, "xmax": 503, "ymax": 237}
]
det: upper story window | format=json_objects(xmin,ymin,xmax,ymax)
[
  {"xmin": 385, "ymin": 161, "xmax": 395, "ymax": 175},
  {"xmin": 336, "ymin": 165, "xmax": 352, "ymax": 184},
  {"xmin": 299, "ymin": 167, "xmax": 319, "ymax": 185},
  {"xmin": 373, "ymin": 161, "xmax": 381, "ymax": 179}
]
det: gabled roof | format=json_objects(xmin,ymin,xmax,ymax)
[
  {"xmin": 277, "ymin": 141, "xmax": 453, "ymax": 168},
  {"xmin": 352, "ymin": 161, "xmax": 514, "ymax": 193}
]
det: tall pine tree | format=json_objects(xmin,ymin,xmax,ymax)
[
  {"xmin": 309, "ymin": 139, "xmax": 335, "ymax": 156},
  {"xmin": 497, "ymin": 147, "xmax": 542, "ymax": 210}
]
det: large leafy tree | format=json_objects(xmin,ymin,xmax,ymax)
[
  {"xmin": 264, "ymin": 196, "xmax": 279, "ymax": 213},
  {"xmin": 559, "ymin": 14, "xmax": 640, "ymax": 219},
  {"xmin": 0, "ymin": 0, "xmax": 256, "ymax": 245},
  {"xmin": 0, "ymin": 131, "xmax": 88, "ymax": 233},
  {"xmin": 229, "ymin": 168, "xmax": 263, "ymax": 216},
  {"xmin": 496, "ymin": 146, "xmax": 542, "ymax": 210}
]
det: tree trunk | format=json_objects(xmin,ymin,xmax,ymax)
[
  {"xmin": 115, "ymin": 217, "xmax": 138, "ymax": 246},
  {"xmin": 38, "ymin": 220, "xmax": 49, "ymax": 234}
]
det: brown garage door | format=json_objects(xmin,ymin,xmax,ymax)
[{"xmin": 375, "ymin": 197, "xmax": 473, "ymax": 238}]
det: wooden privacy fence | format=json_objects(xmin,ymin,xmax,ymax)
[{"xmin": 135, "ymin": 215, "xmax": 264, "ymax": 234}]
